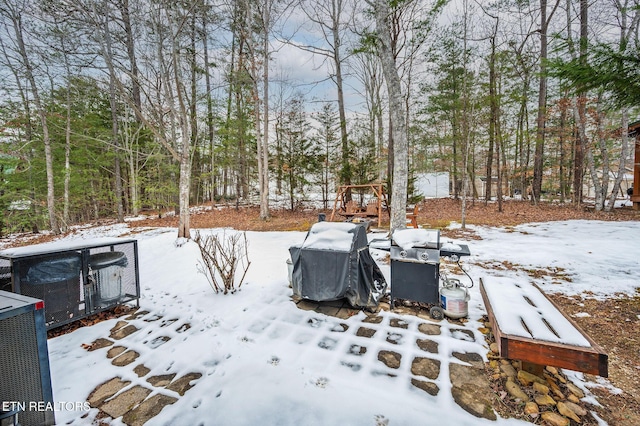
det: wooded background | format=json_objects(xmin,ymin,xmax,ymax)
[{"xmin": 1, "ymin": 0, "xmax": 638, "ymax": 236}]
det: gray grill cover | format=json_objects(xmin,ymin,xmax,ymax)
[{"xmin": 289, "ymin": 222, "xmax": 387, "ymax": 308}]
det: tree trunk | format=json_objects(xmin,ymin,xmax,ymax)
[
  {"xmin": 373, "ymin": 0, "xmax": 408, "ymax": 232},
  {"xmin": 63, "ymin": 88, "xmax": 71, "ymax": 230},
  {"xmin": 573, "ymin": 0, "xmax": 588, "ymax": 206},
  {"xmin": 336, "ymin": 30, "xmax": 352, "ymax": 195},
  {"xmin": 110, "ymin": 73, "xmax": 124, "ymax": 223},
  {"xmin": 9, "ymin": 10, "xmax": 60, "ymax": 234},
  {"xmin": 128, "ymin": 146, "xmax": 138, "ymax": 216},
  {"xmin": 118, "ymin": 0, "xmax": 141, "ymax": 112},
  {"xmin": 486, "ymin": 23, "xmax": 497, "ymax": 204},
  {"xmin": 177, "ymin": 146, "xmax": 192, "ymax": 239},
  {"xmin": 96, "ymin": 6, "xmax": 125, "ymax": 223},
  {"xmin": 203, "ymin": 14, "xmax": 216, "ymax": 204},
  {"xmin": 118, "ymin": 0, "xmax": 142, "ymax": 216},
  {"xmin": 172, "ymin": 27, "xmax": 193, "ymax": 239},
  {"xmin": 559, "ymin": 95, "xmax": 568, "ymax": 201},
  {"xmin": 533, "ymin": 0, "xmax": 549, "ymax": 204},
  {"xmin": 533, "ymin": 0, "xmax": 561, "ymax": 203},
  {"xmin": 260, "ymin": 3, "xmax": 271, "ymax": 220}
]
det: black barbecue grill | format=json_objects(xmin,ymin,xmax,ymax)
[{"xmin": 390, "ymin": 229, "xmax": 470, "ymax": 309}]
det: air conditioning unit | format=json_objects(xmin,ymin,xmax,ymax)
[
  {"xmin": 0, "ymin": 237, "xmax": 140, "ymax": 330},
  {"xmin": 0, "ymin": 290, "xmax": 55, "ymax": 426}
]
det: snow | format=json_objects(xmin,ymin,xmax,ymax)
[
  {"xmin": 0, "ymin": 237, "xmax": 132, "ymax": 258},
  {"xmin": 441, "ymin": 242, "xmax": 463, "ymax": 252},
  {"xmin": 300, "ymin": 222, "xmax": 359, "ymax": 251},
  {"xmin": 469, "ymin": 220, "xmax": 640, "ymax": 299},
  {"xmin": 7, "ymin": 218, "xmax": 636, "ymax": 425},
  {"xmin": 392, "ymin": 228, "xmax": 440, "ymax": 250},
  {"xmin": 482, "ymin": 278, "xmax": 591, "ymax": 347}
]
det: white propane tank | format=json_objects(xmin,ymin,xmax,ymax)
[{"xmin": 440, "ymin": 280, "xmax": 470, "ymax": 319}]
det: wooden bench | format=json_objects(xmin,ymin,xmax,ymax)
[
  {"xmin": 345, "ymin": 200, "xmax": 363, "ymax": 215},
  {"xmin": 480, "ymin": 278, "xmax": 608, "ymax": 377},
  {"xmin": 365, "ymin": 198, "xmax": 380, "ymax": 217},
  {"xmin": 341, "ymin": 199, "xmax": 383, "ymax": 219}
]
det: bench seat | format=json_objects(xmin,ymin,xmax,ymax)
[{"xmin": 480, "ymin": 277, "xmax": 608, "ymax": 377}]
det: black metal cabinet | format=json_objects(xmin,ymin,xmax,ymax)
[
  {"xmin": 389, "ymin": 229, "xmax": 471, "ymax": 308},
  {"xmin": 390, "ymin": 246, "xmax": 441, "ymax": 306}
]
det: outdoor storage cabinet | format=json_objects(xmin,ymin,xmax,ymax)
[
  {"xmin": 390, "ymin": 229, "xmax": 442, "ymax": 307},
  {"xmin": 390, "ymin": 244, "xmax": 441, "ymax": 306},
  {"xmin": 0, "ymin": 290, "xmax": 55, "ymax": 426},
  {"xmin": 0, "ymin": 238, "xmax": 140, "ymax": 329}
]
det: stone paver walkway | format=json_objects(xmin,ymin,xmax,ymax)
[
  {"xmin": 85, "ymin": 311, "xmax": 202, "ymax": 425},
  {"xmin": 289, "ymin": 296, "xmax": 495, "ymax": 420},
  {"xmin": 82, "ymin": 296, "xmax": 492, "ymax": 425}
]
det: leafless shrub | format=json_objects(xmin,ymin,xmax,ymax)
[{"xmin": 194, "ymin": 230, "xmax": 251, "ymax": 294}]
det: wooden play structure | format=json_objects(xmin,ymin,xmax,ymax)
[{"xmin": 330, "ymin": 183, "xmax": 389, "ymax": 227}]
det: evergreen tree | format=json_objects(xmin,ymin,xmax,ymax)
[
  {"xmin": 312, "ymin": 103, "xmax": 341, "ymax": 209},
  {"xmin": 277, "ymin": 94, "xmax": 317, "ymax": 210}
]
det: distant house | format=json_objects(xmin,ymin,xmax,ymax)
[
  {"xmin": 582, "ymin": 168, "xmax": 634, "ymax": 199},
  {"xmin": 414, "ymin": 173, "xmax": 450, "ymax": 198}
]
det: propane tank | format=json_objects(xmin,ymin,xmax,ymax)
[{"xmin": 440, "ymin": 278, "xmax": 469, "ymax": 319}]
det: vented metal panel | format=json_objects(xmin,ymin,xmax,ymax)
[
  {"xmin": 0, "ymin": 311, "xmax": 44, "ymax": 426},
  {"xmin": 0, "ymin": 292, "xmax": 55, "ymax": 425},
  {"xmin": 0, "ymin": 260, "xmax": 11, "ymax": 293},
  {"xmin": 390, "ymin": 246, "xmax": 440, "ymax": 305},
  {"xmin": 15, "ymin": 251, "xmax": 82, "ymax": 327}
]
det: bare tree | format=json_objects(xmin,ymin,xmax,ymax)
[
  {"xmin": 573, "ymin": 0, "xmax": 588, "ymax": 206},
  {"xmin": 257, "ymin": 0, "xmax": 274, "ymax": 220},
  {"xmin": 298, "ymin": 0, "xmax": 355, "ymax": 195},
  {"xmin": 0, "ymin": 3, "xmax": 60, "ymax": 233},
  {"xmin": 58, "ymin": 27, "xmax": 73, "ymax": 230},
  {"xmin": 98, "ymin": 6, "xmax": 125, "ymax": 223},
  {"xmin": 352, "ymin": 52, "xmax": 385, "ymax": 181},
  {"xmin": 76, "ymin": 0, "xmax": 203, "ymax": 238},
  {"xmin": 532, "ymin": 0, "xmax": 561, "ymax": 203},
  {"xmin": 369, "ymin": 0, "xmax": 408, "ymax": 232},
  {"xmin": 111, "ymin": 1, "xmax": 203, "ymax": 237}
]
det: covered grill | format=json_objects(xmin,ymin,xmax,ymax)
[{"xmin": 289, "ymin": 222, "xmax": 387, "ymax": 308}]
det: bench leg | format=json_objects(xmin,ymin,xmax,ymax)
[{"xmin": 522, "ymin": 361, "xmax": 544, "ymax": 377}]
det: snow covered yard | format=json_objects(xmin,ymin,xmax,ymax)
[{"xmin": 14, "ymin": 219, "xmax": 640, "ymax": 425}]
